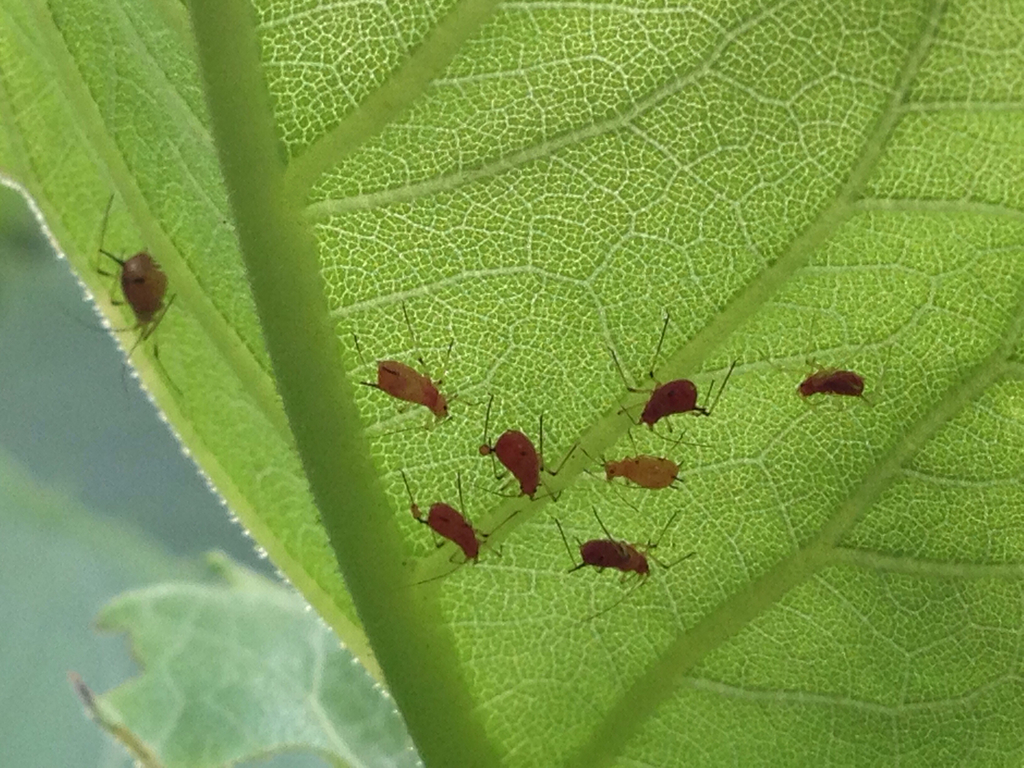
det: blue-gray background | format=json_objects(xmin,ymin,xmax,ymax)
[{"xmin": 0, "ymin": 184, "xmax": 327, "ymax": 768}]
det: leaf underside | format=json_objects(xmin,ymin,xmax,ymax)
[
  {"xmin": 2, "ymin": 0, "xmax": 1024, "ymax": 765},
  {"xmin": 87, "ymin": 554, "xmax": 420, "ymax": 768}
]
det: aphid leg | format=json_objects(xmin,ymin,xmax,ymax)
[
  {"xmin": 646, "ymin": 509, "xmax": 683, "ymax": 558},
  {"xmin": 645, "ymin": 313, "xmax": 671, "ymax": 381},
  {"xmin": 650, "ymin": 425, "xmax": 709, "ymax": 449},
  {"xmin": 583, "ymin": 575, "xmax": 647, "ymax": 622},
  {"xmin": 400, "ymin": 470, "xmax": 420, "ymax": 517},
  {"xmin": 411, "ymin": 564, "xmax": 462, "ymax": 587},
  {"xmin": 547, "ymin": 440, "xmax": 578, "ymax": 479},
  {"xmin": 610, "ymin": 347, "xmax": 646, "ymax": 395},
  {"xmin": 438, "ymin": 338, "xmax": 454, "ymax": 386},
  {"xmin": 591, "ymin": 506, "xmax": 616, "ymax": 542},
  {"xmin": 401, "ymin": 302, "xmax": 424, "ymax": 366},
  {"xmin": 651, "ymin": 550, "xmax": 697, "ymax": 570},
  {"xmin": 538, "ymin": 413, "xmax": 545, "ymax": 472},
  {"xmin": 94, "ymin": 194, "xmax": 119, "ymax": 276},
  {"xmin": 456, "ymin": 471, "xmax": 468, "ymax": 524},
  {"xmin": 554, "ymin": 518, "xmax": 584, "ymax": 572}
]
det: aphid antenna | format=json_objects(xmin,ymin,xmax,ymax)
[
  {"xmin": 698, "ymin": 359, "xmax": 737, "ymax": 417},
  {"xmin": 479, "ymin": 394, "xmax": 504, "ymax": 480},
  {"xmin": 645, "ymin": 508, "xmax": 684, "ymax": 555},
  {"xmin": 351, "ymin": 333, "xmax": 370, "ymax": 368}
]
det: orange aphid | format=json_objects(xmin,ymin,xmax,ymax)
[
  {"xmin": 359, "ymin": 304, "xmax": 452, "ymax": 419},
  {"xmin": 604, "ymin": 455, "xmax": 681, "ymax": 489},
  {"xmin": 375, "ymin": 360, "xmax": 449, "ymax": 418}
]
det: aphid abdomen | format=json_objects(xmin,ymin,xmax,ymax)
[
  {"xmin": 640, "ymin": 379, "xmax": 700, "ymax": 426},
  {"xmin": 119, "ymin": 253, "xmax": 167, "ymax": 321},
  {"xmin": 797, "ymin": 369, "xmax": 865, "ymax": 398},
  {"xmin": 494, "ymin": 430, "xmax": 540, "ymax": 497}
]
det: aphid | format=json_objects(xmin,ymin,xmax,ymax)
[
  {"xmin": 797, "ymin": 368, "xmax": 865, "ymax": 398},
  {"xmin": 359, "ymin": 305, "xmax": 452, "ymax": 419},
  {"xmin": 401, "ymin": 471, "xmax": 481, "ymax": 562},
  {"xmin": 555, "ymin": 508, "xmax": 695, "ymax": 619},
  {"xmin": 604, "ymin": 454, "xmax": 681, "ymax": 489},
  {"xmin": 478, "ymin": 394, "xmax": 542, "ymax": 498},
  {"xmin": 612, "ymin": 314, "xmax": 735, "ymax": 428},
  {"xmin": 96, "ymin": 196, "xmax": 174, "ymax": 354}
]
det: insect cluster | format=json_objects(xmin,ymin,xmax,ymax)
[
  {"xmin": 87, "ymin": 201, "xmax": 870, "ymax": 618},
  {"xmin": 359, "ymin": 310, "xmax": 871, "ymax": 619}
]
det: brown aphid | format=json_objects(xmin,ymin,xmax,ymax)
[
  {"xmin": 604, "ymin": 455, "xmax": 681, "ymax": 489},
  {"xmin": 96, "ymin": 196, "xmax": 173, "ymax": 347},
  {"xmin": 575, "ymin": 538, "xmax": 648, "ymax": 576},
  {"xmin": 401, "ymin": 471, "xmax": 481, "ymax": 562},
  {"xmin": 797, "ymin": 368, "xmax": 865, "ymax": 398},
  {"xmin": 478, "ymin": 395, "xmax": 541, "ymax": 497}
]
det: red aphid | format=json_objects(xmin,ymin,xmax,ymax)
[
  {"xmin": 639, "ymin": 379, "xmax": 705, "ymax": 426},
  {"xmin": 554, "ymin": 510, "xmax": 694, "ymax": 619},
  {"xmin": 401, "ymin": 471, "xmax": 481, "ymax": 562},
  {"xmin": 375, "ymin": 360, "xmax": 449, "ymax": 418},
  {"xmin": 604, "ymin": 455, "xmax": 680, "ymax": 490},
  {"xmin": 478, "ymin": 395, "xmax": 541, "ymax": 497},
  {"xmin": 576, "ymin": 538, "xmax": 649, "ymax": 576},
  {"xmin": 556, "ymin": 508, "xmax": 691, "ymax": 580},
  {"xmin": 797, "ymin": 368, "xmax": 865, "ymax": 398},
  {"xmin": 612, "ymin": 316, "xmax": 735, "ymax": 428},
  {"xmin": 413, "ymin": 501, "xmax": 480, "ymax": 562}
]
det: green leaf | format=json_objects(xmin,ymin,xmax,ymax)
[
  {"xmin": 3, "ymin": 0, "xmax": 1024, "ymax": 766},
  {"xmin": 80, "ymin": 553, "xmax": 420, "ymax": 768}
]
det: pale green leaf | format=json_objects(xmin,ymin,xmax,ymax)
[
  {"xmin": 2, "ymin": 0, "xmax": 1023, "ymax": 766},
  {"xmin": 81, "ymin": 554, "xmax": 419, "ymax": 768}
]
